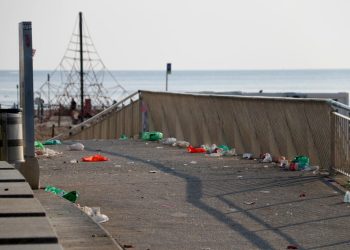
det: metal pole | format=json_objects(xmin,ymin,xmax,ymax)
[
  {"xmin": 47, "ymin": 73, "xmax": 51, "ymax": 116},
  {"xmin": 165, "ymin": 63, "xmax": 171, "ymax": 91},
  {"xmin": 18, "ymin": 21, "xmax": 39, "ymax": 189},
  {"xmin": 79, "ymin": 12, "xmax": 84, "ymax": 123},
  {"xmin": 165, "ymin": 72, "xmax": 168, "ymax": 91},
  {"xmin": 19, "ymin": 22, "xmax": 35, "ymax": 158},
  {"xmin": 16, "ymin": 84, "xmax": 19, "ymax": 108}
]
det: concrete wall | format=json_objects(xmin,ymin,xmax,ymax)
[{"xmin": 141, "ymin": 91, "xmax": 333, "ymax": 169}]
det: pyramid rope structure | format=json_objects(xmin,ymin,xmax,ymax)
[{"xmin": 38, "ymin": 13, "xmax": 128, "ymax": 109}]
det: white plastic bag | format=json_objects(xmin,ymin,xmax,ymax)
[
  {"xmin": 69, "ymin": 143, "xmax": 84, "ymax": 151},
  {"xmin": 162, "ymin": 137, "xmax": 177, "ymax": 145}
]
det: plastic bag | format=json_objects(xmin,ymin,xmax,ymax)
[
  {"xmin": 69, "ymin": 143, "xmax": 84, "ymax": 151},
  {"xmin": 45, "ymin": 185, "xmax": 79, "ymax": 203},
  {"xmin": 162, "ymin": 137, "xmax": 177, "ymax": 145},
  {"xmin": 81, "ymin": 154, "xmax": 109, "ymax": 162},
  {"xmin": 262, "ymin": 153, "xmax": 272, "ymax": 163},
  {"xmin": 187, "ymin": 145, "xmax": 206, "ymax": 153},
  {"xmin": 291, "ymin": 155, "xmax": 309, "ymax": 170},
  {"xmin": 173, "ymin": 140, "xmax": 190, "ymax": 148},
  {"xmin": 43, "ymin": 139, "xmax": 62, "ymax": 145},
  {"xmin": 34, "ymin": 141, "xmax": 45, "ymax": 150},
  {"xmin": 142, "ymin": 131, "xmax": 163, "ymax": 141},
  {"xmin": 119, "ymin": 134, "xmax": 128, "ymax": 140}
]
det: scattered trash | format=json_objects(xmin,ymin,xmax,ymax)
[
  {"xmin": 260, "ymin": 190, "xmax": 270, "ymax": 193},
  {"xmin": 204, "ymin": 144, "xmax": 237, "ymax": 156},
  {"xmin": 142, "ymin": 131, "xmax": 163, "ymax": 141},
  {"xmin": 278, "ymin": 156, "xmax": 289, "ymax": 167},
  {"xmin": 127, "ymin": 161, "xmax": 135, "ymax": 164},
  {"xmin": 243, "ymin": 153, "xmax": 253, "ymax": 159},
  {"xmin": 69, "ymin": 143, "xmax": 85, "ymax": 151},
  {"xmin": 34, "ymin": 141, "xmax": 45, "ymax": 150},
  {"xmin": 237, "ymin": 176, "xmax": 243, "ymax": 179},
  {"xmin": 45, "ymin": 185, "xmax": 79, "ymax": 203},
  {"xmin": 183, "ymin": 163, "xmax": 188, "ymax": 166},
  {"xmin": 79, "ymin": 205, "xmax": 109, "ymax": 223},
  {"xmin": 289, "ymin": 155, "xmax": 310, "ymax": 171},
  {"xmin": 114, "ymin": 165, "xmax": 121, "ymax": 168},
  {"xmin": 187, "ymin": 145, "xmax": 206, "ymax": 153},
  {"xmin": 123, "ymin": 244, "xmax": 133, "ymax": 249},
  {"xmin": 162, "ymin": 137, "xmax": 177, "ymax": 145},
  {"xmin": 81, "ymin": 154, "xmax": 109, "ymax": 162},
  {"xmin": 119, "ymin": 134, "xmax": 128, "ymax": 140},
  {"xmin": 156, "ymin": 146, "xmax": 163, "ymax": 149},
  {"xmin": 173, "ymin": 140, "xmax": 190, "ymax": 148},
  {"xmin": 201, "ymin": 144, "xmax": 218, "ymax": 154},
  {"xmin": 149, "ymin": 170, "xmax": 158, "ymax": 173},
  {"xmin": 261, "ymin": 153, "xmax": 272, "ymax": 163},
  {"xmin": 36, "ymin": 148, "xmax": 62, "ymax": 157},
  {"xmin": 344, "ymin": 191, "xmax": 350, "ymax": 203},
  {"xmin": 190, "ymin": 161, "xmax": 197, "ymax": 164},
  {"xmin": 206, "ymin": 152, "xmax": 223, "ymax": 157},
  {"xmin": 244, "ymin": 201, "xmax": 255, "ymax": 205},
  {"xmin": 70, "ymin": 159, "xmax": 79, "ymax": 164},
  {"xmin": 263, "ymin": 165, "xmax": 269, "ymax": 168},
  {"xmin": 43, "ymin": 139, "xmax": 62, "ymax": 145}
]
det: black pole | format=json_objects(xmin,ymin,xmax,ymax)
[{"xmin": 79, "ymin": 12, "xmax": 84, "ymax": 122}]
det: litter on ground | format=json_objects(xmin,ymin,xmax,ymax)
[
  {"xmin": 81, "ymin": 154, "xmax": 109, "ymax": 162},
  {"xmin": 69, "ymin": 143, "xmax": 85, "ymax": 151}
]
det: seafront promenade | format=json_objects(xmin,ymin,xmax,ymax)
[{"xmin": 34, "ymin": 139, "xmax": 350, "ymax": 250}]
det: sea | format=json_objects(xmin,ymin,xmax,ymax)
[{"xmin": 0, "ymin": 69, "xmax": 350, "ymax": 108}]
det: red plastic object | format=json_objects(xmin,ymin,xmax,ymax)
[
  {"xmin": 187, "ymin": 146, "xmax": 206, "ymax": 153},
  {"xmin": 81, "ymin": 154, "xmax": 109, "ymax": 162}
]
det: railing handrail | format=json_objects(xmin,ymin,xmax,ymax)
[
  {"xmin": 332, "ymin": 111, "xmax": 350, "ymax": 121},
  {"xmin": 51, "ymin": 91, "xmax": 139, "ymax": 139}
]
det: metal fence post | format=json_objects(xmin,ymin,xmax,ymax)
[{"xmin": 330, "ymin": 112, "xmax": 336, "ymax": 176}]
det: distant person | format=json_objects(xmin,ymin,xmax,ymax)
[{"xmin": 70, "ymin": 98, "xmax": 77, "ymax": 110}]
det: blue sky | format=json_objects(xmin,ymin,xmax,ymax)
[{"xmin": 1, "ymin": 0, "xmax": 350, "ymax": 70}]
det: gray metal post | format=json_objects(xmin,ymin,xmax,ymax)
[
  {"xmin": 79, "ymin": 12, "xmax": 84, "ymax": 122},
  {"xmin": 18, "ymin": 21, "xmax": 39, "ymax": 189}
]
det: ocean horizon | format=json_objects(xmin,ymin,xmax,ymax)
[{"xmin": 1, "ymin": 69, "xmax": 350, "ymax": 108}]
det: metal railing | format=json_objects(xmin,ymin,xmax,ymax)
[{"xmin": 331, "ymin": 111, "xmax": 350, "ymax": 177}]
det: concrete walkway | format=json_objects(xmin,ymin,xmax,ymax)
[{"xmin": 36, "ymin": 140, "xmax": 350, "ymax": 250}]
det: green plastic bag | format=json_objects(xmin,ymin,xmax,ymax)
[
  {"xmin": 34, "ymin": 141, "xmax": 45, "ymax": 150},
  {"xmin": 218, "ymin": 145, "xmax": 232, "ymax": 152},
  {"xmin": 142, "ymin": 131, "xmax": 163, "ymax": 141},
  {"xmin": 119, "ymin": 134, "xmax": 128, "ymax": 140},
  {"xmin": 43, "ymin": 139, "xmax": 62, "ymax": 145},
  {"xmin": 291, "ymin": 155, "xmax": 310, "ymax": 170},
  {"xmin": 45, "ymin": 185, "xmax": 79, "ymax": 203}
]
